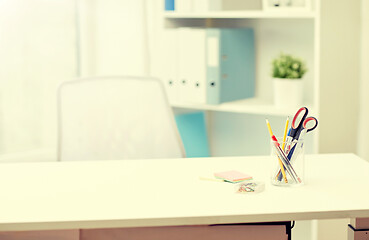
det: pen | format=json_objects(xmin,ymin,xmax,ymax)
[
  {"xmin": 284, "ymin": 132, "xmax": 294, "ymax": 155},
  {"xmin": 288, "ymin": 128, "xmax": 307, "ymax": 163}
]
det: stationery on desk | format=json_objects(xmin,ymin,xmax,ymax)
[
  {"xmin": 198, "ymin": 107, "xmax": 318, "ymax": 188},
  {"xmin": 267, "ymin": 106, "xmax": 319, "ymax": 184},
  {"xmin": 199, "ymin": 170, "xmax": 252, "ymax": 183},
  {"xmin": 199, "ymin": 170, "xmax": 265, "ymax": 193},
  {"xmin": 214, "ymin": 170, "xmax": 253, "ymax": 183}
]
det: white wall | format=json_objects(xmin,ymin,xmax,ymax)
[
  {"xmin": 316, "ymin": 0, "xmax": 361, "ymax": 239},
  {"xmin": 79, "ymin": 0, "xmax": 148, "ymax": 77},
  {"xmin": 0, "ymin": 0, "xmax": 153, "ymax": 158},
  {"xmin": 357, "ymin": 0, "xmax": 369, "ymax": 161},
  {"xmin": 0, "ymin": 0, "xmax": 76, "ymax": 154},
  {"xmin": 319, "ymin": 0, "xmax": 360, "ymax": 154}
]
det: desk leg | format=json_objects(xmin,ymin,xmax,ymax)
[{"xmin": 348, "ymin": 218, "xmax": 369, "ymax": 240}]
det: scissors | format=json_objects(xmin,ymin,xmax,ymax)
[{"xmin": 284, "ymin": 107, "xmax": 318, "ymax": 155}]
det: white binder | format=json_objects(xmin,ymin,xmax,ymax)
[
  {"xmin": 178, "ymin": 28, "xmax": 207, "ymax": 104},
  {"xmin": 177, "ymin": 28, "xmax": 255, "ymax": 105},
  {"xmin": 209, "ymin": 0, "xmax": 222, "ymax": 10},
  {"xmin": 176, "ymin": 0, "xmax": 193, "ymax": 12},
  {"xmin": 193, "ymin": 0, "xmax": 222, "ymax": 11},
  {"xmin": 178, "ymin": 28, "xmax": 192, "ymax": 103},
  {"xmin": 160, "ymin": 28, "xmax": 179, "ymax": 104}
]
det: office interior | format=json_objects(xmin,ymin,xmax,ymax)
[{"xmin": 0, "ymin": 0, "xmax": 368, "ymax": 239}]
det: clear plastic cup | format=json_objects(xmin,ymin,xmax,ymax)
[{"xmin": 270, "ymin": 137, "xmax": 305, "ymax": 187}]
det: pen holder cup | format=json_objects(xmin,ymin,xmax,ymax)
[{"xmin": 270, "ymin": 137, "xmax": 305, "ymax": 187}]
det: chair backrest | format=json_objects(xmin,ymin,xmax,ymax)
[{"xmin": 57, "ymin": 76, "xmax": 185, "ymax": 161}]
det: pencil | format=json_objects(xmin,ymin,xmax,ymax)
[
  {"xmin": 282, "ymin": 116, "xmax": 289, "ymax": 151},
  {"xmin": 265, "ymin": 119, "xmax": 273, "ymax": 137},
  {"xmin": 279, "ymin": 117, "xmax": 289, "ymax": 183},
  {"xmin": 266, "ymin": 119, "xmax": 288, "ymax": 183}
]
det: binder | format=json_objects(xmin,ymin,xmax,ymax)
[
  {"xmin": 175, "ymin": 112, "xmax": 210, "ymax": 158},
  {"xmin": 186, "ymin": 28, "xmax": 207, "ymax": 104},
  {"xmin": 165, "ymin": 0, "xmax": 175, "ymax": 11},
  {"xmin": 178, "ymin": 28, "xmax": 196, "ymax": 103},
  {"xmin": 193, "ymin": 0, "xmax": 222, "ymax": 12},
  {"xmin": 193, "ymin": 0, "xmax": 208, "ymax": 12},
  {"xmin": 176, "ymin": 0, "xmax": 193, "ymax": 12},
  {"xmin": 177, "ymin": 28, "xmax": 255, "ymax": 105},
  {"xmin": 177, "ymin": 28, "xmax": 207, "ymax": 104},
  {"xmin": 222, "ymin": 0, "xmax": 262, "ymax": 10},
  {"xmin": 208, "ymin": 0, "xmax": 222, "ymax": 11},
  {"xmin": 160, "ymin": 28, "xmax": 179, "ymax": 103},
  {"xmin": 206, "ymin": 28, "xmax": 255, "ymax": 104}
]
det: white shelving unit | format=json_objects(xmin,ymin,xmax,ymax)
[
  {"xmin": 158, "ymin": 2, "xmax": 319, "ymax": 156},
  {"xmin": 158, "ymin": 0, "xmax": 360, "ymax": 158},
  {"xmin": 164, "ymin": 10, "xmax": 317, "ymax": 19},
  {"xmin": 171, "ymin": 98, "xmax": 314, "ymax": 116}
]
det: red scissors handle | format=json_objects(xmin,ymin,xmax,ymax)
[{"xmin": 290, "ymin": 107, "xmax": 309, "ymax": 139}]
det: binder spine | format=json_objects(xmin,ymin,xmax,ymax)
[
  {"xmin": 165, "ymin": 0, "xmax": 175, "ymax": 11},
  {"xmin": 176, "ymin": 0, "xmax": 193, "ymax": 12},
  {"xmin": 208, "ymin": 0, "xmax": 222, "ymax": 11},
  {"xmin": 219, "ymin": 28, "xmax": 255, "ymax": 103},
  {"xmin": 206, "ymin": 29, "xmax": 221, "ymax": 104}
]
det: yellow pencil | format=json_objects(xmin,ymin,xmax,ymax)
[
  {"xmin": 265, "ymin": 119, "xmax": 288, "ymax": 183},
  {"xmin": 279, "ymin": 117, "xmax": 289, "ymax": 183},
  {"xmin": 282, "ymin": 117, "xmax": 289, "ymax": 151},
  {"xmin": 265, "ymin": 119, "xmax": 273, "ymax": 137}
]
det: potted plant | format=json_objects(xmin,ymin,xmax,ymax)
[{"xmin": 272, "ymin": 53, "xmax": 307, "ymax": 108}]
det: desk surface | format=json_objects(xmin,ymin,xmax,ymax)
[{"xmin": 0, "ymin": 153, "xmax": 368, "ymax": 231}]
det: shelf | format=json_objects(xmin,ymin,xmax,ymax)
[
  {"xmin": 164, "ymin": 10, "xmax": 317, "ymax": 19},
  {"xmin": 171, "ymin": 98, "xmax": 313, "ymax": 116}
]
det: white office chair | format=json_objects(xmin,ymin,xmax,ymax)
[{"xmin": 57, "ymin": 76, "xmax": 185, "ymax": 161}]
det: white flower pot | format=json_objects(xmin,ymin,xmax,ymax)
[{"xmin": 273, "ymin": 78, "xmax": 303, "ymax": 108}]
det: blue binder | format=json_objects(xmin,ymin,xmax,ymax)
[
  {"xmin": 165, "ymin": 0, "xmax": 175, "ymax": 11},
  {"xmin": 206, "ymin": 28, "xmax": 255, "ymax": 104},
  {"xmin": 175, "ymin": 112, "xmax": 210, "ymax": 158}
]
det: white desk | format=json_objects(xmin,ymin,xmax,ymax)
[{"xmin": 0, "ymin": 153, "xmax": 368, "ymax": 232}]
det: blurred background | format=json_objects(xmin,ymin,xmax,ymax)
[
  {"xmin": 0, "ymin": 0, "xmax": 368, "ymax": 239},
  {"xmin": 1, "ymin": 0, "xmax": 368, "ymax": 160}
]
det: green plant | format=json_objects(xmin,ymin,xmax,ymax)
[{"xmin": 272, "ymin": 53, "xmax": 307, "ymax": 79}]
